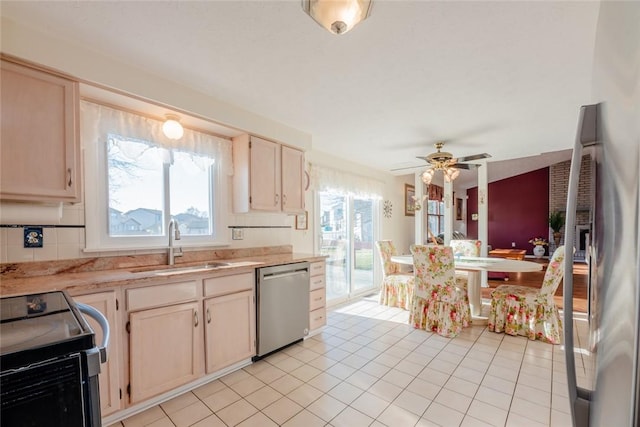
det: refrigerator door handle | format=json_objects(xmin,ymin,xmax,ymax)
[{"xmin": 564, "ymin": 103, "xmax": 599, "ymax": 427}]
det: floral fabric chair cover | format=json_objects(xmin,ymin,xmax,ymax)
[
  {"xmin": 488, "ymin": 245, "xmax": 566, "ymax": 344},
  {"xmin": 450, "ymin": 239, "xmax": 482, "ymax": 288},
  {"xmin": 449, "ymin": 240, "xmax": 482, "ymax": 257},
  {"xmin": 376, "ymin": 240, "xmax": 414, "ymax": 310},
  {"xmin": 409, "ymin": 245, "xmax": 471, "ymax": 338}
]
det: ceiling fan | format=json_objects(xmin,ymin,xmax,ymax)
[{"xmin": 391, "ymin": 142, "xmax": 491, "ymax": 184}]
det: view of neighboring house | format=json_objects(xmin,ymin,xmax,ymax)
[{"xmin": 108, "ymin": 207, "xmax": 210, "ymax": 236}]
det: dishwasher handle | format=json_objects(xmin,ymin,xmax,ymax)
[
  {"xmin": 76, "ymin": 302, "xmax": 110, "ymax": 364},
  {"xmin": 262, "ymin": 269, "xmax": 308, "ymax": 280}
]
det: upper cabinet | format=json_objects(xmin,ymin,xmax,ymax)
[
  {"xmin": 0, "ymin": 58, "xmax": 81, "ymax": 202},
  {"xmin": 232, "ymin": 134, "xmax": 305, "ymax": 213}
]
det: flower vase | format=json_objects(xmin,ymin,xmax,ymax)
[
  {"xmin": 533, "ymin": 245, "xmax": 545, "ymax": 258},
  {"xmin": 553, "ymin": 232, "xmax": 562, "ymax": 247}
]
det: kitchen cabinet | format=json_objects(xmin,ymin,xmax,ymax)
[
  {"xmin": 204, "ymin": 291, "xmax": 255, "ymax": 372},
  {"xmin": 308, "ymin": 261, "xmax": 327, "ymax": 332},
  {"xmin": 280, "ymin": 145, "xmax": 305, "ymax": 212},
  {"xmin": 71, "ymin": 290, "xmax": 122, "ymax": 417},
  {"xmin": 128, "ymin": 299, "xmax": 204, "ymax": 403},
  {"xmin": 203, "ymin": 272, "xmax": 255, "ymax": 373},
  {"xmin": 232, "ymin": 134, "xmax": 305, "ymax": 213},
  {"xmin": 0, "ymin": 58, "xmax": 81, "ymax": 202}
]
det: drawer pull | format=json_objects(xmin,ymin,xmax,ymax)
[
  {"xmin": 194, "ymin": 311, "xmax": 199, "ymax": 327},
  {"xmin": 314, "ymin": 297, "xmax": 323, "ymax": 302},
  {"xmin": 207, "ymin": 308, "xmax": 211, "ymax": 324},
  {"xmin": 67, "ymin": 168, "xmax": 72, "ymax": 187}
]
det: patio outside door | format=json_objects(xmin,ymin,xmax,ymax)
[{"xmin": 318, "ymin": 192, "xmax": 377, "ymax": 304}]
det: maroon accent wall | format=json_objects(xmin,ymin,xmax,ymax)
[{"xmin": 466, "ymin": 168, "xmax": 550, "ymax": 255}]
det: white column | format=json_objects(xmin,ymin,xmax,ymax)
[
  {"xmin": 414, "ymin": 173, "xmax": 424, "ymax": 245},
  {"xmin": 443, "ymin": 180, "xmax": 454, "ymax": 245},
  {"xmin": 477, "ymin": 162, "xmax": 489, "ymax": 287}
]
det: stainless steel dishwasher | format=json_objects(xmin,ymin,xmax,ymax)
[{"xmin": 255, "ymin": 262, "xmax": 310, "ymax": 358}]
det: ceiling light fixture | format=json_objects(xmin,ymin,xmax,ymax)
[
  {"xmin": 162, "ymin": 114, "xmax": 184, "ymax": 140},
  {"xmin": 421, "ymin": 164, "xmax": 461, "ymax": 185},
  {"xmin": 302, "ymin": 0, "xmax": 373, "ymax": 35}
]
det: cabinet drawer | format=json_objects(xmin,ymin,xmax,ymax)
[
  {"xmin": 309, "ymin": 288, "xmax": 326, "ymax": 311},
  {"xmin": 309, "ymin": 275, "xmax": 325, "ymax": 291},
  {"xmin": 309, "ymin": 308, "xmax": 326, "ymax": 330},
  {"xmin": 204, "ymin": 273, "xmax": 254, "ymax": 297},
  {"xmin": 127, "ymin": 281, "xmax": 199, "ymax": 311},
  {"xmin": 310, "ymin": 262, "xmax": 325, "ymax": 277}
]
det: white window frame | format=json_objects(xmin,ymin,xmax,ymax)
[{"xmin": 83, "ymin": 107, "xmax": 229, "ymax": 252}]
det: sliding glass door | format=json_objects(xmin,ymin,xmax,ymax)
[{"xmin": 318, "ymin": 192, "xmax": 377, "ymax": 304}]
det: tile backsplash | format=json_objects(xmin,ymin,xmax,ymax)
[{"xmin": 1, "ymin": 203, "xmax": 297, "ymax": 263}]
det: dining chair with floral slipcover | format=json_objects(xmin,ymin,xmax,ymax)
[
  {"xmin": 449, "ymin": 239, "xmax": 482, "ymax": 287},
  {"xmin": 450, "ymin": 239, "xmax": 482, "ymax": 258},
  {"xmin": 376, "ymin": 240, "xmax": 414, "ymax": 310},
  {"xmin": 409, "ymin": 245, "xmax": 472, "ymax": 338},
  {"xmin": 488, "ymin": 245, "xmax": 566, "ymax": 344}
]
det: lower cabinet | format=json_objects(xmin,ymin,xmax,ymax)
[
  {"xmin": 309, "ymin": 261, "xmax": 327, "ymax": 332},
  {"xmin": 128, "ymin": 301, "xmax": 204, "ymax": 403},
  {"xmin": 72, "ymin": 291, "xmax": 122, "ymax": 417},
  {"xmin": 204, "ymin": 290, "xmax": 255, "ymax": 373}
]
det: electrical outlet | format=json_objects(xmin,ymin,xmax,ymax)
[
  {"xmin": 511, "ymin": 242, "xmax": 516, "ymax": 248},
  {"xmin": 232, "ymin": 229, "xmax": 244, "ymax": 240}
]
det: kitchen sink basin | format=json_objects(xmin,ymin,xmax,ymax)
[{"xmin": 130, "ymin": 260, "xmax": 263, "ymax": 276}]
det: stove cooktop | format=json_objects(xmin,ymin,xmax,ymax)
[{"xmin": 0, "ymin": 291, "xmax": 95, "ymax": 370}]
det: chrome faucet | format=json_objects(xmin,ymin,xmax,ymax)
[{"xmin": 168, "ymin": 219, "xmax": 183, "ymax": 265}]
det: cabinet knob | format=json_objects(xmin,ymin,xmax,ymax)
[
  {"xmin": 282, "ymin": 194, "xmax": 287, "ymax": 206},
  {"xmin": 275, "ymin": 194, "xmax": 279, "ymax": 206}
]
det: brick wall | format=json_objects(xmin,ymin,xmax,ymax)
[{"xmin": 548, "ymin": 154, "xmax": 592, "ymax": 253}]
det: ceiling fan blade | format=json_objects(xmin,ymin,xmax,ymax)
[
  {"xmin": 390, "ymin": 165, "xmax": 424, "ymax": 172},
  {"xmin": 455, "ymin": 153, "xmax": 491, "ymax": 162},
  {"xmin": 454, "ymin": 163, "xmax": 479, "ymax": 170}
]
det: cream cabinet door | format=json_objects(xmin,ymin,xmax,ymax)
[
  {"xmin": 0, "ymin": 59, "xmax": 80, "ymax": 202},
  {"xmin": 73, "ymin": 291, "xmax": 121, "ymax": 416},
  {"xmin": 129, "ymin": 302, "xmax": 204, "ymax": 403},
  {"xmin": 281, "ymin": 145, "xmax": 305, "ymax": 213},
  {"xmin": 204, "ymin": 290, "xmax": 255, "ymax": 373},
  {"xmin": 249, "ymin": 136, "xmax": 280, "ymax": 211}
]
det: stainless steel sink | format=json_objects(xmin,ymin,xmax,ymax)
[{"xmin": 130, "ymin": 260, "xmax": 263, "ymax": 276}]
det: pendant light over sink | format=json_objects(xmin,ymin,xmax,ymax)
[
  {"xmin": 162, "ymin": 114, "xmax": 184, "ymax": 140},
  {"xmin": 302, "ymin": 0, "xmax": 373, "ymax": 35}
]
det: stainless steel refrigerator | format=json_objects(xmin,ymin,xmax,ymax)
[{"xmin": 562, "ymin": 3, "xmax": 640, "ymax": 426}]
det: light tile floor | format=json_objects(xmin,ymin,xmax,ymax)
[{"xmin": 109, "ymin": 296, "xmax": 594, "ymax": 427}]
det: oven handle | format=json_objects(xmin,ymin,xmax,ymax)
[{"xmin": 76, "ymin": 302, "xmax": 110, "ymax": 364}]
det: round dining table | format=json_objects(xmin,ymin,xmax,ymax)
[{"xmin": 390, "ymin": 254, "xmax": 542, "ymax": 324}]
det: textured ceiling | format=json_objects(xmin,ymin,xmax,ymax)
[{"xmin": 1, "ymin": 1, "xmax": 600, "ymax": 175}]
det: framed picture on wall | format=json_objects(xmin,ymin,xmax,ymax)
[
  {"xmin": 456, "ymin": 197, "xmax": 463, "ymax": 220},
  {"xmin": 405, "ymin": 184, "xmax": 415, "ymax": 216}
]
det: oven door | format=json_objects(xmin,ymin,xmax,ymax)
[{"xmin": 0, "ymin": 352, "xmax": 97, "ymax": 427}]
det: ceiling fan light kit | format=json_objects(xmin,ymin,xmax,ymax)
[
  {"xmin": 302, "ymin": 0, "xmax": 373, "ymax": 35},
  {"xmin": 405, "ymin": 142, "xmax": 490, "ymax": 184}
]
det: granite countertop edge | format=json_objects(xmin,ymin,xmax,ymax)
[{"xmin": 0, "ymin": 253, "xmax": 328, "ymax": 297}]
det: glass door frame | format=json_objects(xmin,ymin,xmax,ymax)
[{"xmin": 315, "ymin": 191, "xmax": 380, "ymax": 306}]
